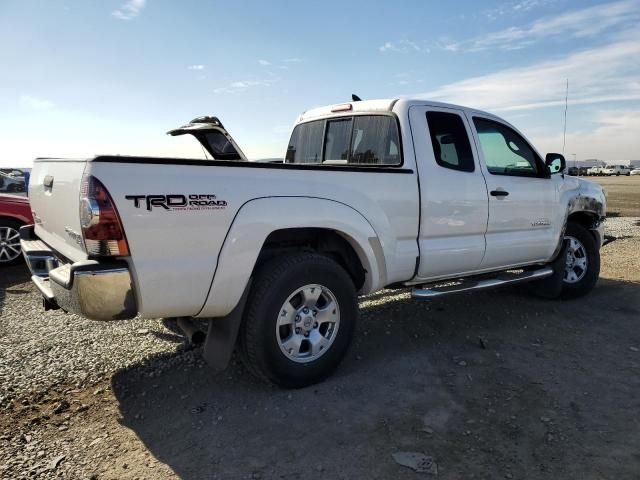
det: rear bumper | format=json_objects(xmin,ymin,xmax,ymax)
[{"xmin": 20, "ymin": 225, "xmax": 137, "ymax": 320}]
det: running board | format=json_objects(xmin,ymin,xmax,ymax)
[{"xmin": 411, "ymin": 266, "xmax": 553, "ymax": 299}]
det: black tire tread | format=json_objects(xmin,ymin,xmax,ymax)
[{"xmin": 238, "ymin": 252, "xmax": 357, "ymax": 387}]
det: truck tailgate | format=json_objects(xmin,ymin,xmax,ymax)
[{"xmin": 29, "ymin": 159, "xmax": 89, "ymax": 262}]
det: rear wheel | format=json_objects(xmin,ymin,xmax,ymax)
[
  {"xmin": 0, "ymin": 219, "xmax": 23, "ymax": 266},
  {"xmin": 238, "ymin": 253, "xmax": 358, "ymax": 388}
]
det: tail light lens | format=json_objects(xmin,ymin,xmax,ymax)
[{"xmin": 79, "ymin": 174, "xmax": 129, "ymax": 256}]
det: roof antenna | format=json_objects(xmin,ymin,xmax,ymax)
[
  {"xmin": 562, "ymin": 78, "xmax": 568, "ymax": 155},
  {"xmin": 352, "ymin": 94, "xmax": 362, "ymax": 102}
]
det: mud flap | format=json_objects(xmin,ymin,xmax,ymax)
[
  {"xmin": 531, "ymin": 240, "xmax": 569, "ymax": 299},
  {"xmin": 201, "ymin": 282, "xmax": 251, "ymax": 373}
]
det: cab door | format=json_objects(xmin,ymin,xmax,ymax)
[
  {"xmin": 410, "ymin": 105, "xmax": 489, "ymax": 280},
  {"xmin": 468, "ymin": 115, "xmax": 559, "ymax": 269}
]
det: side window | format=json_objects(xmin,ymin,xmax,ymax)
[
  {"xmin": 425, "ymin": 112, "xmax": 475, "ymax": 172},
  {"xmin": 473, "ymin": 117, "xmax": 542, "ymax": 177},
  {"xmin": 324, "ymin": 118, "xmax": 353, "ymax": 163},
  {"xmin": 286, "ymin": 120, "xmax": 324, "ymax": 163}
]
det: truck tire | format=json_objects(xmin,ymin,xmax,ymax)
[
  {"xmin": 0, "ymin": 218, "xmax": 24, "ymax": 266},
  {"xmin": 560, "ymin": 222, "xmax": 600, "ymax": 299},
  {"xmin": 238, "ymin": 253, "xmax": 358, "ymax": 388}
]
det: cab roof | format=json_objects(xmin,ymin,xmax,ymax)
[{"xmin": 297, "ymin": 98, "xmax": 497, "ymax": 123}]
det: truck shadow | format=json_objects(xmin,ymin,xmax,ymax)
[{"xmin": 111, "ymin": 278, "xmax": 640, "ymax": 479}]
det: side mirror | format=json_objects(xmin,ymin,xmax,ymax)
[{"xmin": 545, "ymin": 153, "xmax": 566, "ymax": 175}]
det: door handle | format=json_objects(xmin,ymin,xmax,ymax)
[{"xmin": 490, "ymin": 190, "xmax": 509, "ymax": 197}]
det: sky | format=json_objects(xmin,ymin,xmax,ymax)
[{"xmin": 1, "ymin": 0, "xmax": 639, "ymax": 167}]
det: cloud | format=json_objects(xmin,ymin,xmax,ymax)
[
  {"xmin": 419, "ymin": 36, "xmax": 640, "ymax": 112},
  {"xmin": 112, "ymin": 0, "xmax": 146, "ymax": 20},
  {"xmin": 531, "ymin": 109, "xmax": 640, "ymax": 161},
  {"xmin": 19, "ymin": 95, "xmax": 54, "ymax": 110},
  {"xmin": 187, "ymin": 64, "xmax": 205, "ymax": 70},
  {"xmin": 443, "ymin": 0, "xmax": 640, "ymax": 52},
  {"xmin": 258, "ymin": 59, "xmax": 271, "ymax": 66},
  {"xmin": 484, "ymin": 0, "xmax": 554, "ymax": 21},
  {"xmin": 214, "ymin": 78, "xmax": 278, "ymax": 94},
  {"xmin": 283, "ymin": 58, "xmax": 302, "ymax": 63},
  {"xmin": 379, "ymin": 39, "xmax": 423, "ymax": 53}
]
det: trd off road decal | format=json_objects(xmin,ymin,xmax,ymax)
[{"xmin": 125, "ymin": 194, "xmax": 227, "ymax": 211}]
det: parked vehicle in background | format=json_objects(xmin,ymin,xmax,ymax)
[
  {"xmin": 630, "ymin": 168, "xmax": 640, "ymax": 176},
  {"xmin": 0, "ymin": 172, "xmax": 25, "ymax": 193},
  {"xmin": 21, "ymin": 98, "xmax": 606, "ymax": 387},
  {"xmin": 586, "ymin": 166, "xmax": 603, "ymax": 176},
  {"xmin": 578, "ymin": 166, "xmax": 589, "ymax": 176},
  {"xmin": 0, "ymin": 193, "xmax": 33, "ymax": 265},
  {"xmin": 0, "ymin": 169, "xmax": 26, "ymax": 178},
  {"xmin": 602, "ymin": 165, "xmax": 631, "ymax": 176},
  {"xmin": 567, "ymin": 166, "xmax": 579, "ymax": 176}
]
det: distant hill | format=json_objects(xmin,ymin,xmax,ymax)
[{"xmin": 568, "ymin": 159, "xmax": 640, "ymax": 168}]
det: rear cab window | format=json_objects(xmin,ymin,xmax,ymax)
[{"xmin": 286, "ymin": 115, "xmax": 402, "ymax": 167}]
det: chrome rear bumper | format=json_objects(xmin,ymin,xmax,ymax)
[{"xmin": 20, "ymin": 225, "xmax": 137, "ymax": 321}]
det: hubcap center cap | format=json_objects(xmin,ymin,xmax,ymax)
[{"xmin": 297, "ymin": 312, "xmax": 315, "ymax": 333}]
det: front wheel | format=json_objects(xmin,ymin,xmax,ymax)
[
  {"xmin": 238, "ymin": 253, "xmax": 358, "ymax": 388},
  {"xmin": 560, "ymin": 223, "xmax": 600, "ymax": 298}
]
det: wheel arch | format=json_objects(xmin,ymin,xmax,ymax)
[
  {"xmin": 196, "ymin": 196, "xmax": 386, "ymax": 318},
  {"xmin": 0, "ymin": 215, "xmax": 27, "ymax": 226},
  {"xmin": 568, "ymin": 210, "xmax": 600, "ymax": 229},
  {"xmin": 255, "ymin": 227, "xmax": 367, "ymax": 290}
]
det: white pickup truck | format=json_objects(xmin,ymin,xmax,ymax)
[
  {"xmin": 21, "ymin": 98, "xmax": 606, "ymax": 387},
  {"xmin": 602, "ymin": 165, "xmax": 631, "ymax": 176}
]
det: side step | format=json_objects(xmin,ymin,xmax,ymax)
[{"xmin": 411, "ymin": 266, "xmax": 553, "ymax": 298}]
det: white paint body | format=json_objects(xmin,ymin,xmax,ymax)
[{"xmin": 28, "ymin": 99, "xmax": 606, "ymax": 319}]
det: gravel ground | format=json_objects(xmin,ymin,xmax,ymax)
[
  {"xmin": 604, "ymin": 216, "xmax": 640, "ymax": 238},
  {"xmin": 0, "ymin": 217, "xmax": 638, "ymax": 408},
  {"xmin": 0, "ymin": 283, "xmax": 197, "ymax": 408},
  {"xmin": 0, "ymin": 216, "xmax": 639, "ymax": 479}
]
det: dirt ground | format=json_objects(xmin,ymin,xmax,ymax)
[
  {"xmin": 590, "ymin": 175, "xmax": 640, "ymax": 217},
  {"xmin": 1, "ymin": 184, "xmax": 640, "ymax": 479},
  {"xmin": 1, "ymin": 236, "xmax": 639, "ymax": 480}
]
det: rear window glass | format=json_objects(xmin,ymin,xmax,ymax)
[
  {"xmin": 351, "ymin": 116, "xmax": 401, "ymax": 165},
  {"xmin": 285, "ymin": 115, "xmax": 401, "ymax": 166},
  {"xmin": 324, "ymin": 119, "xmax": 352, "ymax": 163},
  {"xmin": 285, "ymin": 120, "xmax": 323, "ymax": 163}
]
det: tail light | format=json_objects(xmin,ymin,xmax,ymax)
[{"xmin": 79, "ymin": 174, "xmax": 129, "ymax": 256}]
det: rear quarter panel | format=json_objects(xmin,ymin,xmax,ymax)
[{"xmin": 88, "ymin": 156, "xmax": 419, "ymax": 318}]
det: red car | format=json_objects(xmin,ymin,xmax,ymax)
[{"xmin": 0, "ymin": 193, "xmax": 33, "ymax": 266}]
